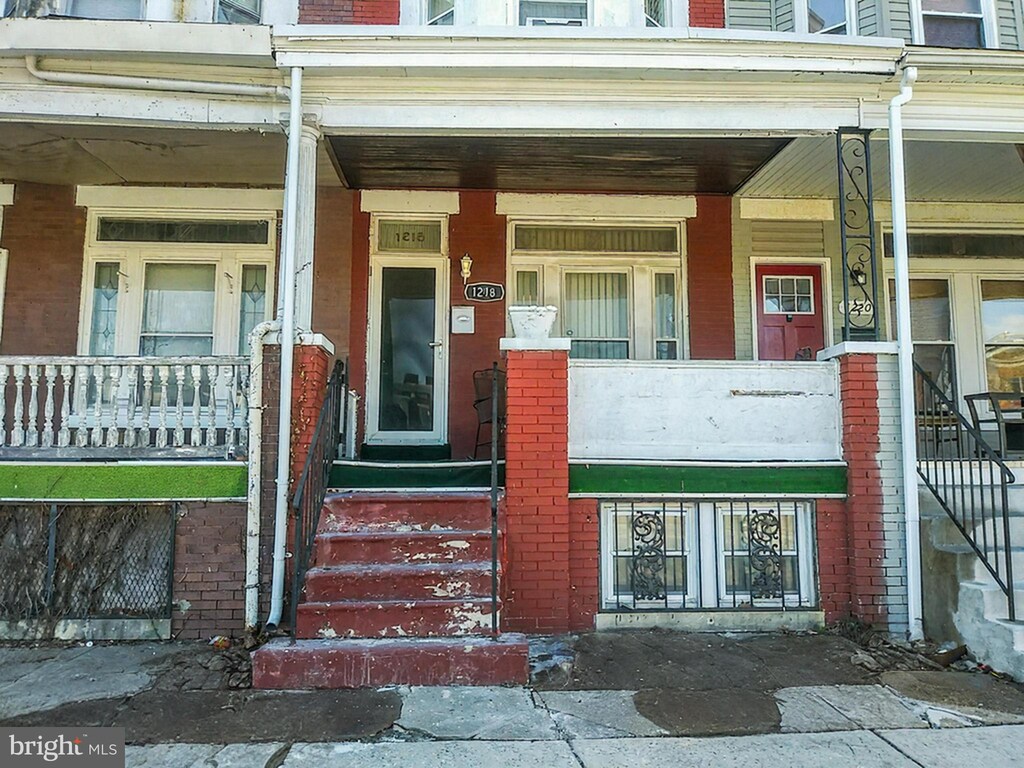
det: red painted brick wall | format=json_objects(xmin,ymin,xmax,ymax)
[
  {"xmin": 0, "ymin": 183, "xmax": 86, "ymax": 355},
  {"xmin": 839, "ymin": 353, "xmax": 887, "ymax": 627},
  {"xmin": 290, "ymin": 344, "xmax": 333, "ymax": 492},
  {"xmin": 173, "ymin": 501, "xmax": 247, "ymax": 640},
  {"xmin": 568, "ymin": 497, "xmax": 600, "ymax": 630},
  {"xmin": 299, "ymin": 0, "xmax": 398, "ymax": 24},
  {"xmin": 448, "ymin": 192, "xmax": 507, "ymax": 459},
  {"xmin": 502, "ymin": 348, "xmax": 571, "ymax": 633},
  {"xmin": 687, "ymin": 195, "xmax": 735, "ymax": 359},
  {"xmin": 311, "ymin": 187, "xmax": 354, "ymax": 359},
  {"xmin": 816, "ymin": 498, "xmax": 852, "ymax": 622},
  {"xmin": 690, "ymin": 0, "xmax": 726, "ymax": 27},
  {"xmin": 348, "ymin": 195, "xmax": 371, "ymax": 449}
]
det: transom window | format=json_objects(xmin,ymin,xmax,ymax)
[
  {"xmin": 601, "ymin": 500, "xmax": 816, "ymax": 611},
  {"xmin": 762, "ymin": 275, "xmax": 814, "ymax": 314},
  {"xmin": 80, "ymin": 215, "xmax": 275, "ymax": 358},
  {"xmin": 510, "ymin": 222, "xmax": 684, "ymax": 361},
  {"xmin": 921, "ymin": 0, "xmax": 986, "ymax": 47},
  {"xmin": 520, "ymin": 0, "xmax": 588, "ymax": 26}
]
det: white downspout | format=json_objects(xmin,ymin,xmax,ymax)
[
  {"xmin": 266, "ymin": 66, "xmax": 303, "ymax": 630},
  {"xmin": 888, "ymin": 65, "xmax": 923, "ymax": 641},
  {"xmin": 244, "ymin": 319, "xmax": 281, "ymax": 630},
  {"xmin": 24, "ymin": 56, "xmax": 289, "ymax": 100}
]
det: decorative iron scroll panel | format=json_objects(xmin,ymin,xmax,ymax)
[
  {"xmin": 603, "ymin": 500, "xmax": 814, "ymax": 611},
  {"xmin": 836, "ymin": 129, "xmax": 880, "ymax": 341}
]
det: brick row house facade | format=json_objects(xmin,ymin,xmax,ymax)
[{"xmin": 1, "ymin": 0, "xmax": 1024, "ymax": 683}]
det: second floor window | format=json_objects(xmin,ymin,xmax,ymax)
[
  {"xmin": 645, "ymin": 0, "xmax": 666, "ymax": 26},
  {"xmin": 807, "ymin": 0, "xmax": 849, "ymax": 33},
  {"xmin": 921, "ymin": 0, "xmax": 985, "ymax": 47},
  {"xmin": 218, "ymin": 0, "xmax": 261, "ymax": 23},
  {"xmin": 427, "ymin": 0, "xmax": 454, "ymax": 24},
  {"xmin": 520, "ymin": 0, "xmax": 588, "ymax": 26},
  {"xmin": 64, "ymin": 0, "xmax": 143, "ymax": 19}
]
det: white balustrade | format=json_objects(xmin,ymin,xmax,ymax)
[{"xmin": 0, "ymin": 356, "xmax": 250, "ymax": 458}]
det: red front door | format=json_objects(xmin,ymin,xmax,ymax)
[{"xmin": 755, "ymin": 264, "xmax": 826, "ymax": 361}]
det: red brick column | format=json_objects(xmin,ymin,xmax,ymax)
[
  {"xmin": 501, "ymin": 342, "xmax": 572, "ymax": 633},
  {"xmin": 289, "ymin": 340, "xmax": 334, "ymax": 493}
]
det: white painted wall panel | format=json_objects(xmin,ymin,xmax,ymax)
[{"xmin": 568, "ymin": 360, "xmax": 842, "ymax": 461}]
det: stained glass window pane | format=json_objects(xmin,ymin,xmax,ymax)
[
  {"xmin": 238, "ymin": 265, "xmax": 268, "ymax": 354},
  {"xmin": 89, "ymin": 262, "xmax": 120, "ymax": 356}
]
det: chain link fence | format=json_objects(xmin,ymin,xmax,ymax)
[{"xmin": 0, "ymin": 503, "xmax": 176, "ymax": 632}]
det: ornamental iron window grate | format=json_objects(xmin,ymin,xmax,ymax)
[
  {"xmin": 0, "ymin": 503, "xmax": 176, "ymax": 630},
  {"xmin": 602, "ymin": 500, "xmax": 817, "ymax": 611}
]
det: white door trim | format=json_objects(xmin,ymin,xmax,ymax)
[{"xmin": 365, "ymin": 254, "xmax": 451, "ymax": 445}]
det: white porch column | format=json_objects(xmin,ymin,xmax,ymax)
[{"xmin": 294, "ymin": 122, "xmax": 320, "ymax": 332}]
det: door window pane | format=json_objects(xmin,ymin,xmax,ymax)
[
  {"xmin": 982, "ymin": 281, "xmax": 1024, "ymax": 392},
  {"xmin": 89, "ymin": 263, "xmax": 120, "ymax": 356},
  {"xmin": 655, "ymin": 273, "xmax": 678, "ymax": 360},
  {"xmin": 379, "ymin": 267, "xmax": 436, "ymax": 432},
  {"xmin": 763, "ymin": 275, "xmax": 814, "ymax": 314},
  {"xmin": 564, "ymin": 272, "xmax": 629, "ymax": 359},
  {"xmin": 808, "ymin": 0, "xmax": 847, "ymax": 33},
  {"xmin": 139, "ymin": 264, "xmax": 216, "ymax": 356},
  {"xmin": 238, "ymin": 265, "xmax": 268, "ymax": 355}
]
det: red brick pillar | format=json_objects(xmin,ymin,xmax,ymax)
[
  {"xmin": 819, "ymin": 343, "xmax": 905, "ymax": 630},
  {"xmin": 500, "ymin": 337, "xmax": 572, "ymax": 633},
  {"xmin": 288, "ymin": 336, "xmax": 335, "ymax": 493}
]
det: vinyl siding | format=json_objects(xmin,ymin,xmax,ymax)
[
  {"xmin": 726, "ymin": 0, "xmax": 774, "ymax": 31},
  {"xmin": 880, "ymin": 0, "xmax": 914, "ymax": 41},
  {"xmin": 774, "ymin": 0, "xmax": 796, "ymax": 32},
  {"xmin": 857, "ymin": 0, "xmax": 880, "ymax": 36}
]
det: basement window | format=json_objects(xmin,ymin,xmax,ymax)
[{"xmin": 601, "ymin": 500, "xmax": 817, "ymax": 611}]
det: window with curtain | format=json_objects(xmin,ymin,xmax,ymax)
[
  {"xmin": 981, "ymin": 281, "xmax": 1024, "ymax": 393},
  {"xmin": 563, "ymin": 272, "xmax": 630, "ymax": 359},
  {"xmin": 139, "ymin": 264, "xmax": 216, "ymax": 356},
  {"xmin": 514, "ymin": 270, "xmax": 541, "ymax": 306},
  {"xmin": 888, "ymin": 278, "xmax": 956, "ymax": 399},
  {"xmin": 655, "ymin": 273, "xmax": 678, "ymax": 360},
  {"xmin": 519, "ymin": 0, "xmax": 588, "ymax": 25},
  {"xmin": 921, "ymin": 0, "xmax": 985, "ymax": 47}
]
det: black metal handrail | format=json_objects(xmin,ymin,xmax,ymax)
[
  {"xmin": 289, "ymin": 359, "xmax": 347, "ymax": 632},
  {"xmin": 915, "ymin": 362, "xmax": 1017, "ymax": 621},
  {"xmin": 489, "ymin": 361, "xmax": 501, "ymax": 638}
]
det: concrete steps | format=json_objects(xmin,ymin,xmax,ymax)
[
  {"xmin": 919, "ymin": 486, "xmax": 1024, "ymax": 681},
  {"xmin": 252, "ymin": 491, "xmax": 527, "ymax": 689}
]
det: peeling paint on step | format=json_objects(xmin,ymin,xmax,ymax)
[
  {"xmin": 318, "ymin": 626, "xmax": 338, "ymax": 639},
  {"xmin": 439, "ymin": 540, "xmax": 471, "ymax": 549}
]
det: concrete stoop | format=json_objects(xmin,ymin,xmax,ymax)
[
  {"xmin": 253, "ymin": 492, "xmax": 528, "ymax": 688},
  {"xmin": 920, "ymin": 488, "xmax": 1024, "ymax": 681}
]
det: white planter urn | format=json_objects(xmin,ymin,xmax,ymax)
[{"xmin": 508, "ymin": 305, "xmax": 559, "ymax": 340}]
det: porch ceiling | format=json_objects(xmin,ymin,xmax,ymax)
[
  {"xmin": 327, "ymin": 135, "xmax": 792, "ymax": 194},
  {"xmin": 740, "ymin": 136, "xmax": 1024, "ymax": 203},
  {"xmin": 0, "ymin": 122, "xmax": 338, "ymax": 187}
]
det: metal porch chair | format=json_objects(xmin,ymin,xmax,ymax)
[{"xmin": 965, "ymin": 392, "xmax": 1024, "ymax": 459}]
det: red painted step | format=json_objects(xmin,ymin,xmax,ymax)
[
  {"xmin": 313, "ymin": 530, "xmax": 494, "ymax": 567},
  {"xmin": 321, "ymin": 493, "xmax": 493, "ymax": 533},
  {"xmin": 303, "ymin": 562, "xmax": 494, "ymax": 602},
  {"xmin": 252, "ymin": 634, "xmax": 529, "ymax": 688},
  {"xmin": 296, "ymin": 597, "xmax": 498, "ymax": 639}
]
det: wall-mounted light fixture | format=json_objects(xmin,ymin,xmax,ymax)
[
  {"xmin": 460, "ymin": 253, "xmax": 473, "ymax": 285},
  {"xmin": 850, "ymin": 264, "xmax": 868, "ymax": 286}
]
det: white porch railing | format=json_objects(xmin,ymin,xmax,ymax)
[
  {"xmin": 569, "ymin": 360, "xmax": 842, "ymax": 462},
  {"xmin": 0, "ymin": 356, "xmax": 250, "ymax": 459}
]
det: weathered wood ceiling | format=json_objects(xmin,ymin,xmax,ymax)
[{"xmin": 328, "ymin": 136, "xmax": 792, "ymax": 194}]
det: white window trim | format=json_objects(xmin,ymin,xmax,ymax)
[
  {"xmin": 910, "ymin": 0, "xmax": 999, "ymax": 48},
  {"xmin": 793, "ymin": 0, "xmax": 858, "ymax": 35},
  {"xmin": 507, "ymin": 218, "xmax": 690, "ymax": 361},
  {"xmin": 77, "ymin": 208, "xmax": 277, "ymax": 357}
]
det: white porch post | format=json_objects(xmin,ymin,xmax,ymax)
[
  {"xmin": 888, "ymin": 66, "xmax": 924, "ymax": 641},
  {"xmin": 294, "ymin": 123, "xmax": 320, "ymax": 333}
]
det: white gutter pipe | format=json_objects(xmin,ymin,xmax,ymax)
[
  {"xmin": 888, "ymin": 65, "xmax": 924, "ymax": 641},
  {"xmin": 244, "ymin": 319, "xmax": 281, "ymax": 630},
  {"xmin": 266, "ymin": 66, "xmax": 303, "ymax": 630},
  {"xmin": 24, "ymin": 55, "xmax": 289, "ymax": 99}
]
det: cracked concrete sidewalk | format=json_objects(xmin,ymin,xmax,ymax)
[{"xmin": 3, "ymin": 632, "xmax": 1024, "ymax": 767}]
